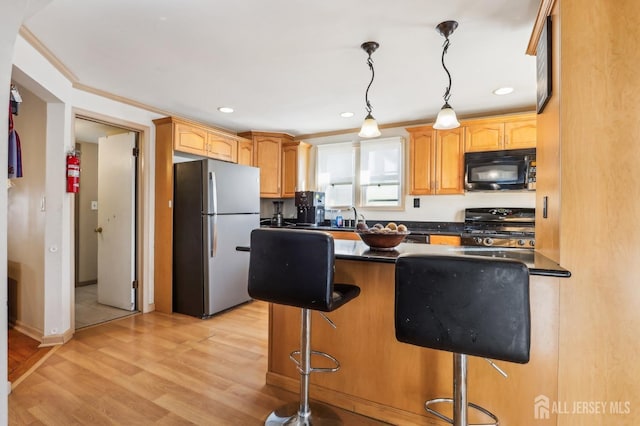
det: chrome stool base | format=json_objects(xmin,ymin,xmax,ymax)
[
  {"xmin": 265, "ymin": 402, "xmax": 342, "ymax": 426},
  {"xmin": 425, "ymin": 398, "xmax": 498, "ymax": 426},
  {"xmin": 424, "ymin": 353, "xmax": 499, "ymax": 426}
]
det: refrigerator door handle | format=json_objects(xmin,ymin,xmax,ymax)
[
  {"xmin": 209, "ymin": 171, "xmax": 218, "ymax": 214},
  {"xmin": 210, "ymin": 214, "xmax": 218, "ymax": 257}
]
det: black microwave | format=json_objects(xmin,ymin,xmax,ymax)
[{"xmin": 464, "ymin": 148, "xmax": 536, "ymax": 191}]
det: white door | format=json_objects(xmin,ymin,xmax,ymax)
[{"xmin": 97, "ymin": 132, "xmax": 136, "ymax": 310}]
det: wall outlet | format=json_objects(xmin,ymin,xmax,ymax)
[
  {"xmin": 413, "ymin": 198, "xmax": 420, "ymax": 208},
  {"xmin": 91, "ymin": 201, "xmax": 98, "ymax": 210}
]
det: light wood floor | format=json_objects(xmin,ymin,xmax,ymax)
[
  {"xmin": 8, "ymin": 329, "xmax": 53, "ymax": 384},
  {"xmin": 9, "ymin": 300, "xmax": 390, "ymax": 425}
]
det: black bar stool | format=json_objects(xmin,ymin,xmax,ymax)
[
  {"xmin": 248, "ymin": 228, "xmax": 361, "ymax": 425},
  {"xmin": 395, "ymin": 254, "xmax": 530, "ymax": 426}
]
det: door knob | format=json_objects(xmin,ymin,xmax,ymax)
[{"xmin": 94, "ymin": 226, "xmax": 103, "ymax": 233}]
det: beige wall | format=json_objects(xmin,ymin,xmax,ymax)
[
  {"xmin": 7, "ymin": 83, "xmax": 46, "ymax": 337},
  {"xmin": 76, "ymin": 141, "xmax": 98, "ymax": 284}
]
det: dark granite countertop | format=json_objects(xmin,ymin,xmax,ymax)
[
  {"xmin": 237, "ymin": 239, "xmax": 570, "ymax": 278},
  {"xmin": 260, "ymin": 221, "xmax": 463, "ymax": 236},
  {"xmin": 331, "ymin": 240, "xmax": 569, "ymax": 277}
]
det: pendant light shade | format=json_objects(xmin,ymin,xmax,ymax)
[
  {"xmin": 433, "ymin": 21, "xmax": 460, "ymax": 130},
  {"xmin": 358, "ymin": 41, "xmax": 381, "ymax": 138},
  {"xmin": 359, "ymin": 113, "xmax": 381, "ymax": 138},
  {"xmin": 433, "ymin": 103, "xmax": 460, "ymax": 130}
]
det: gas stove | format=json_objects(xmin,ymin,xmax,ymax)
[{"xmin": 460, "ymin": 208, "xmax": 535, "ymax": 248}]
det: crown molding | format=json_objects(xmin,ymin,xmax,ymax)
[{"xmin": 526, "ymin": 0, "xmax": 556, "ymax": 55}]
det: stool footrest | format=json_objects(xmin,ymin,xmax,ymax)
[
  {"xmin": 289, "ymin": 350, "xmax": 340, "ymax": 373},
  {"xmin": 425, "ymin": 398, "xmax": 499, "ymax": 426}
]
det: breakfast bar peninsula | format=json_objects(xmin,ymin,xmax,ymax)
[{"xmin": 245, "ymin": 239, "xmax": 569, "ymax": 425}]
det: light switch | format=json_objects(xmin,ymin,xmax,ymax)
[{"xmin": 91, "ymin": 201, "xmax": 98, "ymax": 210}]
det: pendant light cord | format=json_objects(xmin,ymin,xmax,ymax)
[
  {"xmin": 441, "ymin": 37, "xmax": 452, "ymax": 103},
  {"xmin": 364, "ymin": 54, "xmax": 375, "ymax": 114}
]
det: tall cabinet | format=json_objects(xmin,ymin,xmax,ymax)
[{"xmin": 153, "ymin": 116, "xmax": 249, "ymax": 313}]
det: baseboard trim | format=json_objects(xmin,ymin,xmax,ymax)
[
  {"xmin": 40, "ymin": 328, "xmax": 74, "ymax": 347},
  {"xmin": 12, "ymin": 321, "xmax": 43, "ymax": 343},
  {"xmin": 265, "ymin": 372, "xmax": 430, "ymax": 425},
  {"xmin": 76, "ymin": 280, "xmax": 97, "ymax": 287}
]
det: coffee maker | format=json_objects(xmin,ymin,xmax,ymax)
[
  {"xmin": 271, "ymin": 201, "xmax": 284, "ymax": 227},
  {"xmin": 295, "ymin": 191, "xmax": 325, "ymax": 226}
]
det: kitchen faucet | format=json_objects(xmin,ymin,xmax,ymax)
[{"xmin": 351, "ymin": 206, "xmax": 365, "ymax": 226}]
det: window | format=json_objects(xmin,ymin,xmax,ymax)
[
  {"xmin": 316, "ymin": 142, "xmax": 355, "ymax": 207},
  {"xmin": 316, "ymin": 137, "xmax": 404, "ymax": 209},
  {"xmin": 359, "ymin": 138, "xmax": 403, "ymax": 207}
]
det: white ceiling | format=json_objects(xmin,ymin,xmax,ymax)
[{"xmin": 24, "ymin": 0, "xmax": 540, "ymax": 137}]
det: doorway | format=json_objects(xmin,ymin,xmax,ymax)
[{"xmin": 74, "ymin": 117, "xmax": 139, "ymax": 329}]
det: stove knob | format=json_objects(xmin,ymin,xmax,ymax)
[
  {"xmin": 474, "ymin": 237, "xmax": 483, "ymax": 244},
  {"xmin": 483, "ymin": 237, "xmax": 494, "ymax": 246},
  {"xmin": 529, "ymin": 240, "xmax": 535, "ymax": 247},
  {"xmin": 518, "ymin": 239, "xmax": 526, "ymax": 246}
]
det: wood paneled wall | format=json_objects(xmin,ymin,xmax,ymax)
[{"xmin": 534, "ymin": 0, "xmax": 640, "ymax": 424}]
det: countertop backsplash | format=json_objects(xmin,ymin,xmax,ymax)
[{"xmin": 260, "ymin": 191, "xmax": 535, "ymax": 224}]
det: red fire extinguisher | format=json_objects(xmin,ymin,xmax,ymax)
[{"xmin": 66, "ymin": 151, "xmax": 81, "ymax": 193}]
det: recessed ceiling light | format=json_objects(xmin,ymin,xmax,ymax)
[
  {"xmin": 340, "ymin": 112, "xmax": 354, "ymax": 118},
  {"xmin": 493, "ymin": 87, "xmax": 514, "ymax": 96},
  {"xmin": 217, "ymin": 107, "xmax": 234, "ymax": 113}
]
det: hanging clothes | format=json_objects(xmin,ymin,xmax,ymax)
[{"xmin": 8, "ymin": 102, "xmax": 23, "ymax": 178}]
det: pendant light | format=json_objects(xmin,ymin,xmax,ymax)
[
  {"xmin": 433, "ymin": 21, "xmax": 461, "ymax": 130},
  {"xmin": 358, "ymin": 41, "xmax": 381, "ymax": 138}
]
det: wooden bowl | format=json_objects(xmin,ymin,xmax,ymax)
[{"xmin": 356, "ymin": 231, "xmax": 409, "ymax": 251}]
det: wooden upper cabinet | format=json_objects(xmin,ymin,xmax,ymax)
[
  {"xmin": 206, "ymin": 132, "xmax": 237, "ymax": 163},
  {"xmin": 168, "ymin": 116, "xmax": 241, "ymax": 163},
  {"xmin": 280, "ymin": 141, "xmax": 310, "ymax": 198},
  {"xmin": 281, "ymin": 143, "xmax": 299, "ymax": 198},
  {"xmin": 237, "ymin": 138, "xmax": 253, "ymax": 166},
  {"xmin": 464, "ymin": 122, "xmax": 504, "ymax": 152},
  {"xmin": 239, "ymin": 131, "xmax": 301, "ymax": 198},
  {"xmin": 408, "ymin": 127, "xmax": 435, "ymax": 195},
  {"xmin": 174, "ymin": 122, "xmax": 207, "ymax": 156},
  {"xmin": 254, "ymin": 136, "xmax": 282, "ymax": 197},
  {"xmin": 435, "ymin": 127, "xmax": 464, "ymax": 194},
  {"xmin": 505, "ymin": 119, "xmax": 537, "ymax": 149},
  {"xmin": 464, "ymin": 114, "xmax": 537, "ymax": 152},
  {"xmin": 407, "ymin": 126, "xmax": 463, "ymax": 195}
]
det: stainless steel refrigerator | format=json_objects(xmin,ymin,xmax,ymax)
[{"xmin": 173, "ymin": 158, "xmax": 260, "ymax": 318}]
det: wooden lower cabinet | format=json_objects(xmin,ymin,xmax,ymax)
[
  {"xmin": 429, "ymin": 234, "xmax": 461, "ymax": 246},
  {"xmin": 267, "ymin": 261, "xmax": 559, "ymax": 425},
  {"xmin": 326, "ymin": 230, "xmax": 361, "ymax": 241}
]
